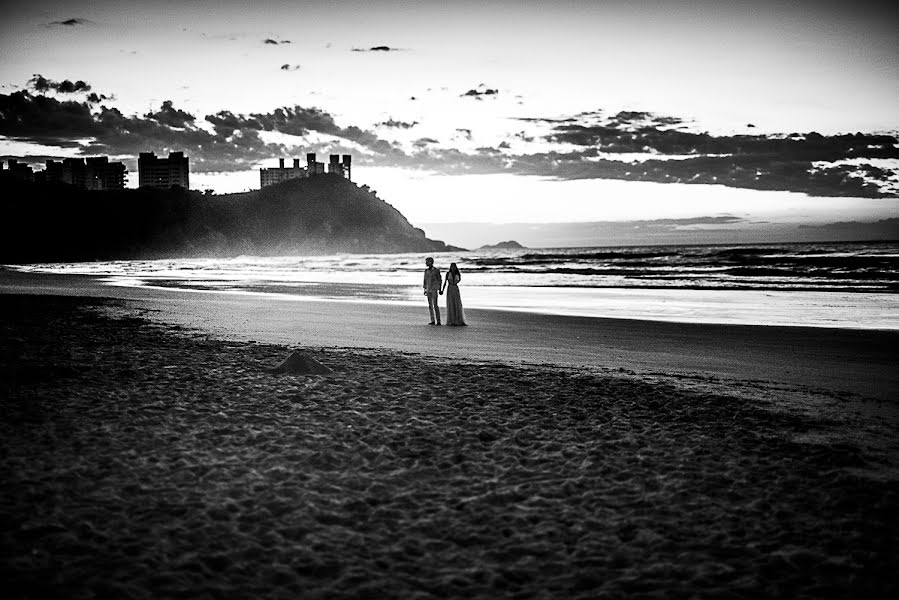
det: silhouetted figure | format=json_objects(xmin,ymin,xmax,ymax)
[
  {"xmin": 442, "ymin": 262, "xmax": 467, "ymax": 326},
  {"xmin": 423, "ymin": 257, "xmax": 442, "ymax": 325}
]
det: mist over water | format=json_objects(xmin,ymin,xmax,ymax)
[{"xmin": 11, "ymin": 241, "xmax": 899, "ymax": 329}]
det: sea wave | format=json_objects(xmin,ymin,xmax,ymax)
[
  {"xmin": 9, "ymin": 241, "xmax": 899, "ymax": 292},
  {"xmin": 7, "ymin": 241, "xmax": 899, "ymax": 327}
]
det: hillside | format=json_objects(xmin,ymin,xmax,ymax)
[
  {"xmin": 478, "ymin": 240, "xmax": 526, "ymax": 250},
  {"xmin": 0, "ymin": 175, "xmax": 460, "ymax": 263}
]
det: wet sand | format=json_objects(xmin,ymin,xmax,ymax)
[
  {"xmin": 1, "ymin": 292, "xmax": 897, "ymax": 598},
  {"xmin": 1, "ymin": 269, "xmax": 897, "ymax": 403}
]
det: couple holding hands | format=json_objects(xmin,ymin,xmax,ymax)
[{"xmin": 423, "ymin": 257, "xmax": 467, "ymax": 326}]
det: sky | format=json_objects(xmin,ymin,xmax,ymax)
[{"xmin": 1, "ymin": 0, "xmax": 897, "ymax": 246}]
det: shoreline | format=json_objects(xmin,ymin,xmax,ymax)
[
  {"xmin": 1, "ymin": 269, "xmax": 898, "ymax": 403},
  {"xmin": 6, "ymin": 262, "xmax": 899, "ymax": 331},
  {"xmin": 1, "ymin": 293, "xmax": 897, "ymax": 598},
  {"xmin": 117, "ymin": 281, "xmax": 899, "ymax": 330}
]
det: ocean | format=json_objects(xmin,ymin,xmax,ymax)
[{"xmin": 9, "ymin": 241, "xmax": 899, "ymax": 330}]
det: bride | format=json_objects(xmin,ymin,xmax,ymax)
[{"xmin": 442, "ymin": 262, "xmax": 467, "ymax": 326}]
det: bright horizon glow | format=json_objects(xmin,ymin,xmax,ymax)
[{"xmin": 359, "ymin": 168, "xmax": 899, "ymax": 225}]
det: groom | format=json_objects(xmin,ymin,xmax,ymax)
[{"xmin": 423, "ymin": 257, "xmax": 442, "ymax": 325}]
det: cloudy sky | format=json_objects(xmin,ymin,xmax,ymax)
[{"xmin": 1, "ymin": 0, "xmax": 897, "ymax": 246}]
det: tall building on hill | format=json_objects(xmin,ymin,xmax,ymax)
[
  {"xmin": 42, "ymin": 157, "xmax": 127, "ymax": 190},
  {"xmin": 61, "ymin": 158, "xmax": 87, "ymax": 188},
  {"xmin": 138, "ymin": 151, "xmax": 189, "ymax": 189},
  {"xmin": 2, "ymin": 159, "xmax": 34, "ymax": 182},
  {"xmin": 2, "ymin": 156, "xmax": 126, "ymax": 189},
  {"xmin": 85, "ymin": 157, "xmax": 127, "ymax": 190},
  {"xmin": 43, "ymin": 160, "xmax": 63, "ymax": 184}
]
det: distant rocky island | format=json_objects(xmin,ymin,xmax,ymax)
[
  {"xmin": 478, "ymin": 240, "xmax": 526, "ymax": 250},
  {"xmin": 0, "ymin": 175, "xmax": 462, "ymax": 263}
]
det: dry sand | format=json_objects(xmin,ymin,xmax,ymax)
[{"xmin": 1, "ymin": 292, "xmax": 897, "ymax": 599}]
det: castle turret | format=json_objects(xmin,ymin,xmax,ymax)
[{"xmin": 306, "ymin": 153, "xmax": 325, "ymax": 175}]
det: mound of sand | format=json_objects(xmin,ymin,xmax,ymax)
[{"xmin": 270, "ymin": 350, "xmax": 333, "ymax": 375}]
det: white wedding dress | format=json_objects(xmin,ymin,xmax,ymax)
[{"xmin": 445, "ymin": 274, "xmax": 467, "ymax": 326}]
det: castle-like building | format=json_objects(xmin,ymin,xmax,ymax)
[
  {"xmin": 260, "ymin": 153, "xmax": 351, "ymax": 188},
  {"xmin": 138, "ymin": 151, "xmax": 190, "ymax": 189}
]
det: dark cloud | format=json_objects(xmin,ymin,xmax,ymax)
[
  {"xmin": 263, "ymin": 38, "xmax": 291, "ymax": 45},
  {"xmin": 537, "ymin": 113, "xmax": 899, "ymax": 189},
  {"xmin": 145, "ymin": 100, "xmax": 196, "ymax": 128},
  {"xmin": 3, "ymin": 79, "xmax": 896, "ymax": 197},
  {"xmin": 376, "ymin": 119, "xmax": 418, "ymax": 129},
  {"xmin": 514, "ymin": 116, "xmax": 577, "ymax": 124},
  {"xmin": 339, "ymin": 125, "xmax": 395, "ymax": 151},
  {"xmin": 1, "ymin": 86, "xmax": 401, "ymax": 172},
  {"xmin": 56, "ymin": 80, "xmax": 90, "ymax": 93},
  {"xmin": 205, "ymin": 110, "xmax": 262, "ymax": 136},
  {"xmin": 212, "ymin": 106, "xmax": 395, "ymax": 154},
  {"xmin": 251, "ymin": 106, "xmax": 341, "ymax": 137},
  {"xmin": 360, "ymin": 115, "xmax": 899, "ymax": 198},
  {"xmin": 28, "ymin": 74, "xmax": 91, "ymax": 94},
  {"xmin": 48, "ymin": 18, "xmax": 89, "ymax": 27},
  {"xmin": 0, "ymin": 91, "xmax": 279, "ymax": 172},
  {"xmin": 27, "ymin": 75, "xmax": 50, "ymax": 92},
  {"xmin": 654, "ymin": 116, "xmax": 684, "ymax": 127},
  {"xmin": 82, "ymin": 105, "xmax": 284, "ymax": 172},
  {"xmin": 351, "ymin": 46, "xmax": 399, "ymax": 52},
  {"xmin": 455, "ymin": 129, "xmax": 472, "ymax": 140},
  {"xmin": 616, "ymin": 127, "xmax": 888, "ymax": 159},
  {"xmin": 495, "ymin": 144, "xmax": 899, "ymax": 198},
  {"xmin": 0, "ymin": 90, "xmax": 102, "ymax": 146},
  {"xmin": 608, "ymin": 110, "xmax": 654, "ymax": 124},
  {"xmin": 86, "ymin": 92, "xmax": 110, "ymax": 104},
  {"xmin": 461, "ymin": 87, "xmax": 498, "ymax": 99}
]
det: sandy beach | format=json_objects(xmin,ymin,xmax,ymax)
[
  {"xmin": 2, "ymin": 269, "xmax": 898, "ymax": 403},
  {"xmin": 1, "ymin": 273, "xmax": 898, "ymax": 598}
]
